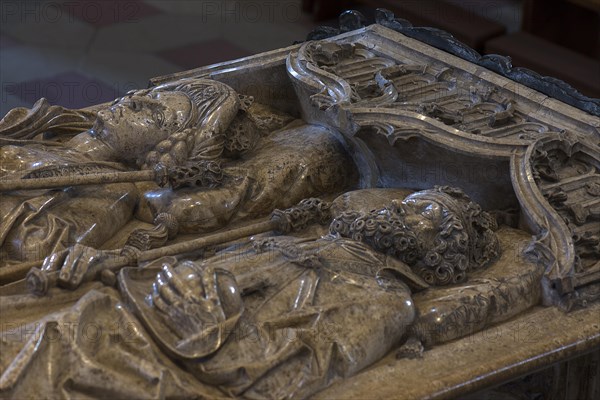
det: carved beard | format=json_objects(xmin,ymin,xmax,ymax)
[
  {"xmin": 329, "ymin": 208, "xmax": 421, "ymax": 266},
  {"xmin": 329, "ymin": 206, "xmax": 477, "ymax": 286}
]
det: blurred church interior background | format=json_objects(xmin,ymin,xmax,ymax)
[{"xmin": 0, "ymin": 0, "xmax": 598, "ymax": 116}]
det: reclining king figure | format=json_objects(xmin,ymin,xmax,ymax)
[
  {"xmin": 0, "ymin": 185, "xmax": 513, "ymax": 399},
  {"xmin": 0, "ymin": 78, "xmax": 354, "ymax": 266},
  {"xmin": 131, "ymin": 186, "xmax": 500, "ymax": 399}
]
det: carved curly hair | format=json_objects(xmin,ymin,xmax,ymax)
[
  {"xmin": 329, "ymin": 186, "xmax": 500, "ymax": 287},
  {"xmin": 399, "ymin": 186, "xmax": 500, "ymax": 285},
  {"xmin": 329, "ymin": 206, "xmax": 420, "ymax": 266}
]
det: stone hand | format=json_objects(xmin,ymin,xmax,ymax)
[
  {"xmin": 41, "ymin": 244, "xmax": 120, "ymax": 289},
  {"xmin": 150, "ymin": 262, "xmax": 238, "ymax": 340}
]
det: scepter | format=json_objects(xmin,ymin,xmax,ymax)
[
  {"xmin": 25, "ymin": 198, "xmax": 332, "ymax": 296},
  {"xmin": 0, "ymin": 161, "xmax": 223, "ymax": 192}
]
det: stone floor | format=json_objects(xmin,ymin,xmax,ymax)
[{"xmin": 0, "ymin": 0, "xmax": 319, "ymax": 115}]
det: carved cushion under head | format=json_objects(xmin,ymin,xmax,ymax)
[
  {"xmin": 329, "ymin": 186, "xmax": 501, "ymax": 286},
  {"xmin": 329, "ymin": 188, "xmax": 416, "ymax": 216}
]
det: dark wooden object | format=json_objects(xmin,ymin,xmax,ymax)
[
  {"xmin": 523, "ymin": 0, "xmax": 600, "ymax": 59},
  {"xmin": 485, "ymin": 32, "xmax": 600, "ymax": 98},
  {"xmin": 303, "ymin": 0, "xmax": 506, "ymax": 52}
]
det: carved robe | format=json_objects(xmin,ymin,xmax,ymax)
[
  {"xmin": 0, "ymin": 122, "xmax": 355, "ymax": 264},
  {"xmin": 0, "ymin": 235, "xmax": 419, "ymax": 400},
  {"xmin": 0, "ymin": 142, "xmax": 137, "ymax": 263}
]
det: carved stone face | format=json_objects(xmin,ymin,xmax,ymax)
[
  {"xmin": 398, "ymin": 195, "xmax": 445, "ymax": 248},
  {"xmin": 328, "ymin": 187, "xmax": 501, "ymax": 286},
  {"xmin": 93, "ymin": 91, "xmax": 191, "ymax": 164}
]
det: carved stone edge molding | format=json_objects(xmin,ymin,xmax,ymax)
[
  {"xmin": 348, "ymin": 107, "xmax": 528, "ymax": 158},
  {"xmin": 511, "ymin": 136, "xmax": 591, "ymax": 306},
  {"xmin": 306, "ymin": 9, "xmax": 600, "ymax": 117},
  {"xmin": 287, "ymin": 41, "xmax": 352, "ymax": 107},
  {"xmin": 314, "ymin": 301, "xmax": 600, "ymax": 399},
  {"xmin": 286, "ymin": 28, "xmax": 600, "ymax": 141},
  {"xmin": 514, "ymin": 135, "xmax": 600, "ymax": 304},
  {"xmin": 149, "ymin": 44, "xmax": 304, "ymax": 87}
]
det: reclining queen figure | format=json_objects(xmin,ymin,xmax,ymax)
[{"xmin": 0, "ymin": 78, "xmax": 354, "ymax": 267}]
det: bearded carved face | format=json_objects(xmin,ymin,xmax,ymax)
[
  {"xmin": 93, "ymin": 91, "xmax": 192, "ymax": 165},
  {"xmin": 330, "ymin": 187, "xmax": 500, "ymax": 286},
  {"xmin": 397, "ymin": 195, "xmax": 445, "ymax": 248}
]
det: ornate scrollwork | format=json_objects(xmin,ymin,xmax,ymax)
[
  {"xmin": 529, "ymin": 140, "xmax": 600, "ymax": 285},
  {"xmin": 303, "ymin": 8, "xmax": 600, "ymax": 117},
  {"xmin": 290, "ymin": 38, "xmax": 564, "ymax": 144},
  {"xmin": 165, "ymin": 161, "xmax": 224, "ymax": 189}
]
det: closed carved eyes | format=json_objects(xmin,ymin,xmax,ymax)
[{"xmin": 152, "ymin": 109, "xmax": 165, "ymax": 128}]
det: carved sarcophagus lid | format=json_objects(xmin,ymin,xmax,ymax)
[{"xmin": 1, "ymin": 9, "xmax": 599, "ymax": 400}]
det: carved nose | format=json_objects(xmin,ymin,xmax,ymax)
[
  {"xmin": 404, "ymin": 214, "xmax": 420, "ymax": 226},
  {"xmin": 396, "ymin": 203, "xmax": 409, "ymax": 215},
  {"xmin": 97, "ymin": 109, "xmax": 109, "ymax": 120}
]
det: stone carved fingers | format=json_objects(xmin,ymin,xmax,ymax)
[
  {"xmin": 149, "ymin": 260, "xmax": 243, "ymax": 353},
  {"xmin": 40, "ymin": 243, "xmax": 120, "ymax": 289}
]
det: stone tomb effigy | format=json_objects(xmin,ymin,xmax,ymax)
[{"xmin": 0, "ymin": 10, "xmax": 598, "ymax": 400}]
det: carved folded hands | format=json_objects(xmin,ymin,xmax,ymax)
[{"xmin": 149, "ymin": 261, "xmax": 243, "ymax": 349}]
